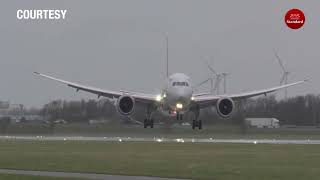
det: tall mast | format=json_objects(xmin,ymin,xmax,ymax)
[{"xmin": 166, "ymin": 35, "xmax": 169, "ymax": 78}]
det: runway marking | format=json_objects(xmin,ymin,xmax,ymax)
[
  {"xmin": 0, "ymin": 169, "xmax": 189, "ymax": 180},
  {"xmin": 0, "ymin": 136, "xmax": 320, "ymax": 144}
]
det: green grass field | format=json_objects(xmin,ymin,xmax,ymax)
[{"xmin": 0, "ymin": 140, "xmax": 319, "ymax": 180}]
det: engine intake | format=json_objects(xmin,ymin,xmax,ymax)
[
  {"xmin": 216, "ymin": 97, "xmax": 234, "ymax": 118},
  {"xmin": 117, "ymin": 95, "xmax": 135, "ymax": 115}
]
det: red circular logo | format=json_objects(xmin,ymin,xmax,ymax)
[{"xmin": 285, "ymin": 8, "xmax": 305, "ymax": 29}]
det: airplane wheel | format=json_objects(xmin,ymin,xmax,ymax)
[
  {"xmin": 180, "ymin": 114, "xmax": 183, "ymax": 120},
  {"xmin": 176, "ymin": 113, "xmax": 180, "ymax": 120},
  {"xmin": 199, "ymin": 120, "xmax": 202, "ymax": 130},
  {"xmin": 150, "ymin": 119, "xmax": 154, "ymax": 128},
  {"xmin": 192, "ymin": 120, "xmax": 196, "ymax": 130}
]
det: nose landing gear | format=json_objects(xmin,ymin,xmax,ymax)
[{"xmin": 176, "ymin": 113, "xmax": 183, "ymax": 120}]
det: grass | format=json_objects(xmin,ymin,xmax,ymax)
[
  {"xmin": 0, "ymin": 173, "xmax": 83, "ymax": 180},
  {"xmin": 0, "ymin": 140, "xmax": 319, "ymax": 180}
]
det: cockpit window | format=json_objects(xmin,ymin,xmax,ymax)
[{"xmin": 172, "ymin": 82, "xmax": 189, "ymax": 86}]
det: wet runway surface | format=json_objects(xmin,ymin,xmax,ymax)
[
  {"xmin": 0, "ymin": 169, "xmax": 189, "ymax": 180},
  {"xmin": 1, "ymin": 135, "xmax": 320, "ymax": 144}
]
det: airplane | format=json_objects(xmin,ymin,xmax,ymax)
[{"xmin": 34, "ymin": 71, "xmax": 306, "ymax": 129}]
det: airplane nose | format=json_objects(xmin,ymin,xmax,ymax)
[
  {"xmin": 176, "ymin": 89, "xmax": 190, "ymax": 104},
  {"xmin": 178, "ymin": 96, "xmax": 184, "ymax": 103},
  {"xmin": 167, "ymin": 86, "xmax": 191, "ymax": 107},
  {"xmin": 177, "ymin": 90, "xmax": 185, "ymax": 98}
]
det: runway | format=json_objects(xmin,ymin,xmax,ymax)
[
  {"xmin": 0, "ymin": 169, "xmax": 189, "ymax": 180},
  {"xmin": 1, "ymin": 135, "xmax": 320, "ymax": 144}
]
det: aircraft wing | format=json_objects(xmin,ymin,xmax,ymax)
[
  {"xmin": 192, "ymin": 92, "xmax": 212, "ymax": 97},
  {"xmin": 34, "ymin": 72, "xmax": 157, "ymax": 104},
  {"xmin": 193, "ymin": 80, "xmax": 307, "ymax": 108}
]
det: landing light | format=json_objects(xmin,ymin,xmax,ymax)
[
  {"xmin": 176, "ymin": 103, "xmax": 183, "ymax": 109},
  {"xmin": 191, "ymin": 96, "xmax": 195, "ymax": 100},
  {"xmin": 156, "ymin": 95, "xmax": 162, "ymax": 102}
]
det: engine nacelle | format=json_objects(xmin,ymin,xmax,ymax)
[
  {"xmin": 116, "ymin": 95, "xmax": 135, "ymax": 116},
  {"xmin": 216, "ymin": 97, "xmax": 234, "ymax": 118}
]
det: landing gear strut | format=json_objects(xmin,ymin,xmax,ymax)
[
  {"xmin": 176, "ymin": 113, "xmax": 183, "ymax": 120},
  {"xmin": 192, "ymin": 119, "xmax": 202, "ymax": 130},
  {"xmin": 144, "ymin": 105, "xmax": 155, "ymax": 128},
  {"xmin": 191, "ymin": 105, "xmax": 202, "ymax": 130},
  {"xmin": 144, "ymin": 118, "xmax": 154, "ymax": 128}
]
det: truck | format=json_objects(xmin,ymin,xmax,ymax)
[{"xmin": 245, "ymin": 118, "xmax": 280, "ymax": 128}]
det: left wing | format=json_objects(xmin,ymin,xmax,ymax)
[
  {"xmin": 34, "ymin": 72, "xmax": 157, "ymax": 104},
  {"xmin": 193, "ymin": 80, "xmax": 307, "ymax": 108}
]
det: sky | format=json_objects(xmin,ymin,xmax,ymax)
[{"xmin": 0, "ymin": 0, "xmax": 319, "ymax": 108}]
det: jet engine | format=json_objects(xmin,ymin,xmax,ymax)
[
  {"xmin": 216, "ymin": 97, "xmax": 234, "ymax": 118},
  {"xmin": 117, "ymin": 95, "xmax": 135, "ymax": 115}
]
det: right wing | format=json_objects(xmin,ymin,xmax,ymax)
[
  {"xmin": 193, "ymin": 80, "xmax": 307, "ymax": 108},
  {"xmin": 192, "ymin": 92, "xmax": 212, "ymax": 97},
  {"xmin": 34, "ymin": 72, "xmax": 158, "ymax": 104}
]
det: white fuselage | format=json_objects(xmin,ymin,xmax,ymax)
[{"xmin": 161, "ymin": 73, "xmax": 193, "ymax": 115}]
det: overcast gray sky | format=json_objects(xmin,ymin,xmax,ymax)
[{"xmin": 0, "ymin": 0, "xmax": 318, "ymax": 108}]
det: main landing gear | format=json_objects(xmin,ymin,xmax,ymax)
[
  {"xmin": 144, "ymin": 118, "xmax": 154, "ymax": 128},
  {"xmin": 191, "ymin": 105, "xmax": 202, "ymax": 130},
  {"xmin": 192, "ymin": 119, "xmax": 202, "ymax": 130},
  {"xmin": 144, "ymin": 105, "xmax": 155, "ymax": 128}
]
